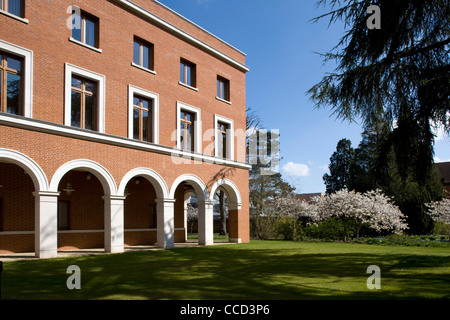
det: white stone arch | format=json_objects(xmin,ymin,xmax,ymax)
[
  {"xmin": 0, "ymin": 148, "xmax": 49, "ymax": 191},
  {"xmin": 118, "ymin": 167, "xmax": 169, "ymax": 199},
  {"xmin": 169, "ymin": 174, "xmax": 209, "ymax": 201},
  {"xmin": 209, "ymin": 178, "xmax": 242, "ymax": 207},
  {"xmin": 49, "ymin": 159, "xmax": 117, "ymax": 195}
]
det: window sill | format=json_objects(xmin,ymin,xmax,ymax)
[
  {"xmin": 131, "ymin": 62, "xmax": 156, "ymax": 75},
  {"xmin": 69, "ymin": 37, "xmax": 102, "ymax": 53},
  {"xmin": 0, "ymin": 9, "xmax": 29, "ymax": 23},
  {"xmin": 178, "ymin": 81, "xmax": 198, "ymax": 92},
  {"xmin": 216, "ymin": 96, "xmax": 232, "ymax": 105}
]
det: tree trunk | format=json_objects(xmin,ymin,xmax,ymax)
[
  {"xmin": 343, "ymin": 218, "xmax": 348, "ymax": 242},
  {"xmin": 292, "ymin": 217, "xmax": 297, "ymax": 241},
  {"xmin": 218, "ymin": 190, "xmax": 227, "ymax": 236}
]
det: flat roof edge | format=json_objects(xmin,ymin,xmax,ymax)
[
  {"xmin": 152, "ymin": 0, "xmax": 247, "ymax": 57},
  {"xmin": 112, "ymin": 0, "xmax": 249, "ymax": 72}
]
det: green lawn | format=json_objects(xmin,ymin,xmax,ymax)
[{"xmin": 1, "ymin": 240, "xmax": 449, "ymax": 300}]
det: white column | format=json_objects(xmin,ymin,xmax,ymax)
[
  {"xmin": 156, "ymin": 198, "xmax": 175, "ymax": 249},
  {"xmin": 198, "ymin": 200, "xmax": 214, "ymax": 246},
  {"xmin": 103, "ymin": 195, "xmax": 125, "ymax": 253},
  {"xmin": 33, "ymin": 191, "xmax": 59, "ymax": 258}
]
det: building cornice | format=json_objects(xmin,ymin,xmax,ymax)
[
  {"xmin": 110, "ymin": 0, "xmax": 250, "ymax": 73},
  {"xmin": 0, "ymin": 114, "xmax": 251, "ymax": 170}
]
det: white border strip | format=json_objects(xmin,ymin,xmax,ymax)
[{"xmin": 0, "ymin": 114, "xmax": 251, "ymax": 170}]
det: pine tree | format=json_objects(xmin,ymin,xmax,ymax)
[{"xmin": 309, "ymin": 0, "xmax": 449, "ymax": 233}]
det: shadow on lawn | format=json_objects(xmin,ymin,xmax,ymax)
[{"xmin": 2, "ymin": 244, "xmax": 450, "ymax": 300}]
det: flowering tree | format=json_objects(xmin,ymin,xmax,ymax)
[
  {"xmin": 314, "ymin": 189, "xmax": 367, "ymax": 241},
  {"xmin": 273, "ymin": 194, "xmax": 319, "ymax": 241},
  {"xmin": 426, "ymin": 198, "xmax": 450, "ymax": 236},
  {"xmin": 315, "ymin": 189, "xmax": 408, "ymax": 241},
  {"xmin": 364, "ymin": 189, "xmax": 408, "ymax": 234}
]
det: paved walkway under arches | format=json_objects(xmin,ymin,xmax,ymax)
[{"xmin": 0, "ymin": 241, "xmax": 234, "ymax": 262}]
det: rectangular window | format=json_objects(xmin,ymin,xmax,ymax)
[
  {"xmin": 1, "ymin": 0, "xmax": 23, "ymax": 18},
  {"xmin": 217, "ymin": 76, "xmax": 230, "ymax": 101},
  {"xmin": 70, "ymin": 76, "xmax": 97, "ymax": 130},
  {"xmin": 214, "ymin": 114, "xmax": 234, "ymax": 160},
  {"xmin": 0, "ymin": 51, "xmax": 23, "ymax": 115},
  {"xmin": 180, "ymin": 59, "xmax": 196, "ymax": 88},
  {"xmin": 58, "ymin": 201, "xmax": 70, "ymax": 230},
  {"xmin": 0, "ymin": 198, "xmax": 3, "ymax": 232},
  {"xmin": 72, "ymin": 11, "xmax": 99, "ymax": 48},
  {"xmin": 133, "ymin": 95, "xmax": 153, "ymax": 142},
  {"xmin": 180, "ymin": 110, "xmax": 195, "ymax": 151},
  {"xmin": 149, "ymin": 204, "xmax": 156, "ymax": 228},
  {"xmin": 133, "ymin": 37, "xmax": 154, "ymax": 71},
  {"xmin": 217, "ymin": 122, "xmax": 229, "ymax": 159}
]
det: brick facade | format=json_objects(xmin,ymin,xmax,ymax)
[{"xmin": 0, "ymin": 0, "xmax": 249, "ymax": 257}]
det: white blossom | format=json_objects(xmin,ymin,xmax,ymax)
[
  {"xmin": 314, "ymin": 189, "xmax": 408, "ymax": 240},
  {"xmin": 426, "ymin": 198, "xmax": 450, "ymax": 225}
]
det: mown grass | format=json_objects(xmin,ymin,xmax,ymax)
[{"xmin": 1, "ymin": 240, "xmax": 449, "ymax": 300}]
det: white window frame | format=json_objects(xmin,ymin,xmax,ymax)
[
  {"xmin": 176, "ymin": 101, "xmax": 201, "ymax": 153},
  {"xmin": 0, "ymin": 39, "xmax": 33, "ymax": 117},
  {"xmin": 214, "ymin": 114, "xmax": 234, "ymax": 160},
  {"xmin": 64, "ymin": 63, "xmax": 105, "ymax": 133},
  {"xmin": 128, "ymin": 85, "xmax": 159, "ymax": 144}
]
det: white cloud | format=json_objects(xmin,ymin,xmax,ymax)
[
  {"xmin": 282, "ymin": 162, "xmax": 310, "ymax": 177},
  {"xmin": 319, "ymin": 164, "xmax": 329, "ymax": 171}
]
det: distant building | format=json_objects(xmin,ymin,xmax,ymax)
[
  {"xmin": 295, "ymin": 193, "xmax": 325, "ymax": 203},
  {"xmin": 436, "ymin": 162, "xmax": 450, "ymax": 197}
]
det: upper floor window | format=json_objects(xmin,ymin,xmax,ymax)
[
  {"xmin": 180, "ymin": 109, "xmax": 195, "ymax": 152},
  {"xmin": 71, "ymin": 11, "xmax": 99, "ymax": 49},
  {"xmin": 214, "ymin": 115, "xmax": 234, "ymax": 160},
  {"xmin": 0, "ymin": 0, "xmax": 24, "ymax": 18},
  {"xmin": 217, "ymin": 76, "xmax": 230, "ymax": 102},
  {"xmin": 217, "ymin": 121, "xmax": 229, "ymax": 159},
  {"xmin": 128, "ymin": 85, "xmax": 159, "ymax": 144},
  {"xmin": 176, "ymin": 102, "xmax": 201, "ymax": 153},
  {"xmin": 133, "ymin": 37, "xmax": 154, "ymax": 71},
  {"xmin": 180, "ymin": 58, "xmax": 196, "ymax": 88},
  {"xmin": 0, "ymin": 51, "xmax": 22, "ymax": 115},
  {"xmin": 133, "ymin": 95, "xmax": 153, "ymax": 142},
  {"xmin": 64, "ymin": 63, "xmax": 106, "ymax": 133},
  {"xmin": 70, "ymin": 76, "xmax": 97, "ymax": 131}
]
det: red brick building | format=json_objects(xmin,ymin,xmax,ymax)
[{"xmin": 0, "ymin": 0, "xmax": 250, "ymax": 258}]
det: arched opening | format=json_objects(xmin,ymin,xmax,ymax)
[
  {"xmin": 0, "ymin": 149, "xmax": 49, "ymax": 256},
  {"xmin": 118, "ymin": 168, "xmax": 169, "ymax": 248},
  {"xmin": 56, "ymin": 169, "xmax": 105, "ymax": 250},
  {"xmin": 212, "ymin": 187, "xmax": 229, "ymax": 242},
  {"xmin": 0, "ymin": 162, "xmax": 35, "ymax": 253},
  {"xmin": 174, "ymin": 182, "xmax": 196, "ymax": 243},
  {"xmin": 170, "ymin": 174, "xmax": 211, "ymax": 245},
  {"xmin": 123, "ymin": 176, "xmax": 158, "ymax": 246},
  {"xmin": 50, "ymin": 160, "xmax": 117, "ymax": 252},
  {"xmin": 209, "ymin": 179, "xmax": 242, "ymax": 243}
]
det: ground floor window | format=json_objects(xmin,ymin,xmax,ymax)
[{"xmin": 58, "ymin": 200, "xmax": 70, "ymax": 230}]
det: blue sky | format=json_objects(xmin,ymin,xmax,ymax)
[{"xmin": 159, "ymin": 0, "xmax": 450, "ymax": 193}]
